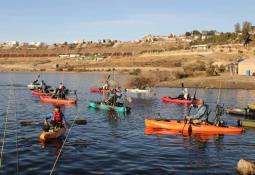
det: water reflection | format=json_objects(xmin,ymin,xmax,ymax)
[
  {"xmin": 40, "ymin": 138, "xmax": 64, "ymax": 156},
  {"xmin": 145, "ymin": 127, "xmax": 225, "ymax": 144}
]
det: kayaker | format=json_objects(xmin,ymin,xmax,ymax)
[
  {"xmin": 58, "ymin": 82, "xmax": 66, "ymax": 99},
  {"xmin": 177, "ymin": 88, "xmax": 190, "ymax": 100},
  {"xmin": 102, "ymin": 81, "xmax": 110, "ymax": 90},
  {"xmin": 41, "ymin": 80, "xmax": 48, "ymax": 93},
  {"xmin": 105, "ymin": 87, "xmax": 123, "ymax": 106},
  {"xmin": 44, "ymin": 106, "xmax": 66, "ymax": 129},
  {"xmin": 185, "ymin": 99, "xmax": 208, "ymax": 124}
]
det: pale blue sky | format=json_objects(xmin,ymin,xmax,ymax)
[{"xmin": 0, "ymin": 0, "xmax": 254, "ymax": 43}]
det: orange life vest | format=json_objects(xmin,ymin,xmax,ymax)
[{"xmin": 53, "ymin": 111, "xmax": 62, "ymax": 123}]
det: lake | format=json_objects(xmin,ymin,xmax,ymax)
[{"xmin": 0, "ymin": 72, "xmax": 254, "ymax": 175}]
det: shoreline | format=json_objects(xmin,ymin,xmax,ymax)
[{"xmin": 1, "ymin": 70, "xmax": 255, "ymax": 90}]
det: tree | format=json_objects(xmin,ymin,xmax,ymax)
[
  {"xmin": 185, "ymin": 32, "xmax": 191, "ymax": 37},
  {"xmin": 234, "ymin": 23, "xmax": 241, "ymax": 33},
  {"xmin": 242, "ymin": 21, "xmax": 251, "ymax": 35},
  {"xmin": 192, "ymin": 30, "xmax": 201, "ymax": 35}
]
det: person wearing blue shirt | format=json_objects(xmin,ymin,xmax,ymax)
[
  {"xmin": 45, "ymin": 106, "xmax": 66, "ymax": 129},
  {"xmin": 186, "ymin": 99, "xmax": 208, "ymax": 124}
]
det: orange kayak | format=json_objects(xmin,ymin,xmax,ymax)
[
  {"xmin": 40, "ymin": 96, "xmax": 77, "ymax": 105},
  {"xmin": 145, "ymin": 119, "xmax": 244, "ymax": 134},
  {"xmin": 144, "ymin": 127, "xmax": 223, "ymax": 142}
]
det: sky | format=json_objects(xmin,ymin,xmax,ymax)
[{"xmin": 0, "ymin": 0, "xmax": 254, "ymax": 43}]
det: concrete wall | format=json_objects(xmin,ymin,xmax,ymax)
[{"xmin": 238, "ymin": 59, "xmax": 255, "ymax": 75}]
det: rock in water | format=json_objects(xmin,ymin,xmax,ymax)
[{"xmin": 237, "ymin": 159, "xmax": 255, "ymax": 175}]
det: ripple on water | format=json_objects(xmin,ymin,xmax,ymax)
[{"xmin": 0, "ymin": 72, "xmax": 254, "ymax": 174}]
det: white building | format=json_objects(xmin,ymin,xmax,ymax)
[{"xmin": 5, "ymin": 41, "xmax": 19, "ymax": 47}]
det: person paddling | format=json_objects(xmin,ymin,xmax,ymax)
[
  {"xmin": 105, "ymin": 87, "xmax": 123, "ymax": 106},
  {"xmin": 41, "ymin": 80, "xmax": 48, "ymax": 93},
  {"xmin": 185, "ymin": 99, "xmax": 208, "ymax": 124},
  {"xmin": 44, "ymin": 106, "xmax": 66, "ymax": 130},
  {"xmin": 102, "ymin": 80, "xmax": 110, "ymax": 90}
]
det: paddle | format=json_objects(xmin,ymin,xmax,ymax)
[{"xmin": 20, "ymin": 119, "xmax": 87, "ymax": 126}]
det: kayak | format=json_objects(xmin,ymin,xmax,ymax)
[
  {"xmin": 90, "ymin": 87, "xmax": 111, "ymax": 93},
  {"xmin": 28, "ymin": 83, "xmax": 41, "ymax": 90},
  {"xmin": 39, "ymin": 126, "xmax": 66, "ymax": 141},
  {"xmin": 238, "ymin": 120, "xmax": 255, "ymax": 128},
  {"xmin": 226, "ymin": 108, "xmax": 255, "ymax": 116},
  {"xmin": 162, "ymin": 96, "xmax": 196, "ymax": 104},
  {"xmin": 31, "ymin": 90, "xmax": 50, "ymax": 96},
  {"xmin": 89, "ymin": 101, "xmax": 130, "ymax": 113},
  {"xmin": 40, "ymin": 96, "xmax": 77, "ymax": 105},
  {"xmin": 145, "ymin": 119, "xmax": 244, "ymax": 134},
  {"xmin": 144, "ymin": 127, "xmax": 226, "ymax": 142},
  {"xmin": 126, "ymin": 88, "xmax": 151, "ymax": 93}
]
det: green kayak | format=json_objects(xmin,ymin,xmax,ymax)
[
  {"xmin": 226, "ymin": 108, "xmax": 255, "ymax": 117},
  {"xmin": 238, "ymin": 120, "xmax": 255, "ymax": 128},
  {"xmin": 89, "ymin": 101, "xmax": 130, "ymax": 113}
]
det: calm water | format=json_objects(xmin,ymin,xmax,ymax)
[{"xmin": 0, "ymin": 72, "xmax": 254, "ymax": 175}]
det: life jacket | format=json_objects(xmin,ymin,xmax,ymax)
[{"xmin": 53, "ymin": 111, "xmax": 62, "ymax": 123}]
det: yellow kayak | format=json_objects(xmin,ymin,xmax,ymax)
[{"xmin": 40, "ymin": 126, "xmax": 66, "ymax": 141}]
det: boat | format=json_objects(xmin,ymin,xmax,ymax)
[
  {"xmin": 125, "ymin": 88, "xmax": 151, "ymax": 93},
  {"xmin": 162, "ymin": 96, "xmax": 197, "ymax": 104},
  {"xmin": 40, "ymin": 126, "xmax": 66, "ymax": 141},
  {"xmin": 27, "ymin": 83, "xmax": 41, "ymax": 90},
  {"xmin": 40, "ymin": 96, "xmax": 77, "ymax": 105},
  {"xmin": 145, "ymin": 118, "xmax": 244, "ymax": 134},
  {"xmin": 226, "ymin": 108, "xmax": 255, "ymax": 116},
  {"xmin": 238, "ymin": 120, "xmax": 255, "ymax": 128},
  {"xmin": 90, "ymin": 87, "xmax": 111, "ymax": 93},
  {"xmin": 89, "ymin": 101, "xmax": 130, "ymax": 113},
  {"xmin": 31, "ymin": 90, "xmax": 50, "ymax": 96}
]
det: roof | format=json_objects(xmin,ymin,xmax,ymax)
[{"xmin": 238, "ymin": 58, "xmax": 255, "ymax": 65}]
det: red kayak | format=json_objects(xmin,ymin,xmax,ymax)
[
  {"xmin": 90, "ymin": 87, "xmax": 111, "ymax": 93},
  {"xmin": 162, "ymin": 96, "xmax": 197, "ymax": 104},
  {"xmin": 31, "ymin": 90, "xmax": 49, "ymax": 96},
  {"xmin": 40, "ymin": 96, "xmax": 76, "ymax": 105}
]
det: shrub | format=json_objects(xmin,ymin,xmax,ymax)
[
  {"xmin": 67, "ymin": 67, "xmax": 74, "ymax": 71},
  {"xmin": 125, "ymin": 75, "xmax": 156, "ymax": 89},
  {"xmin": 238, "ymin": 50, "xmax": 243, "ymax": 54},
  {"xmin": 206, "ymin": 66, "xmax": 219, "ymax": 76},
  {"xmin": 129, "ymin": 68, "xmax": 141, "ymax": 75},
  {"xmin": 218, "ymin": 65, "xmax": 226, "ymax": 72},
  {"xmin": 56, "ymin": 68, "xmax": 63, "ymax": 71},
  {"xmin": 183, "ymin": 61, "xmax": 206, "ymax": 72}
]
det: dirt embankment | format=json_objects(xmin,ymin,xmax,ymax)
[{"xmin": 1, "ymin": 47, "xmax": 255, "ymax": 89}]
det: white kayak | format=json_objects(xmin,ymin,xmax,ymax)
[
  {"xmin": 27, "ymin": 83, "xmax": 41, "ymax": 90},
  {"xmin": 126, "ymin": 88, "xmax": 151, "ymax": 93}
]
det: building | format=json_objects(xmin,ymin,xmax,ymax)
[
  {"xmin": 191, "ymin": 44, "xmax": 209, "ymax": 51},
  {"xmin": 5, "ymin": 41, "xmax": 19, "ymax": 47},
  {"xmin": 238, "ymin": 58, "xmax": 255, "ymax": 76}
]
